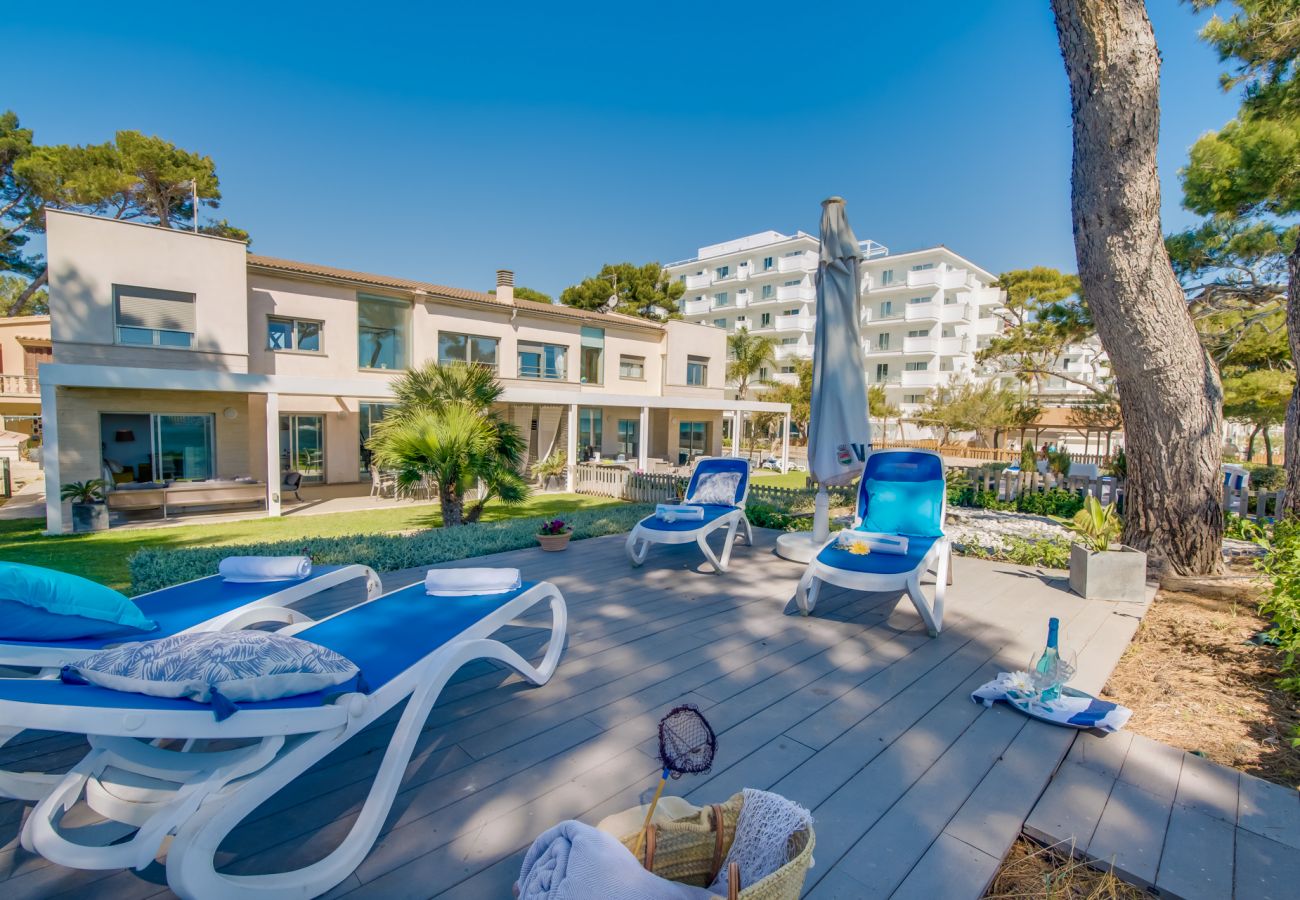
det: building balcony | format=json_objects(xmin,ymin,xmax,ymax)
[
  {"xmin": 940, "ymin": 303, "xmax": 973, "ymax": 323},
  {"xmin": 774, "ymin": 314, "xmax": 814, "ymax": 332},
  {"xmin": 0, "ymin": 374, "xmax": 39, "ymax": 397},
  {"xmin": 901, "ymin": 369, "xmax": 939, "ymax": 388},
  {"xmin": 904, "ymin": 302, "xmax": 939, "ymax": 322},
  {"xmin": 774, "ymin": 344, "xmax": 809, "ymax": 360},
  {"xmin": 862, "ymin": 307, "xmax": 904, "ymax": 324},
  {"xmin": 907, "ymin": 268, "xmax": 970, "ymax": 290},
  {"xmin": 777, "ymin": 283, "xmax": 814, "ymax": 302},
  {"xmin": 938, "ymin": 336, "xmax": 968, "ymax": 356},
  {"xmin": 777, "ymin": 253, "xmax": 817, "ymax": 274},
  {"xmin": 732, "ymin": 292, "xmax": 752, "ymax": 309},
  {"xmin": 683, "ymin": 297, "xmax": 713, "ymax": 316},
  {"xmin": 902, "ymin": 335, "xmax": 936, "ymax": 354},
  {"xmin": 870, "ymin": 372, "xmax": 902, "ymax": 385}
]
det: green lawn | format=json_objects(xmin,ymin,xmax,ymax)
[
  {"xmin": 749, "ymin": 469, "xmax": 813, "ymax": 489},
  {"xmin": 0, "ymin": 494, "xmax": 625, "ymax": 590}
]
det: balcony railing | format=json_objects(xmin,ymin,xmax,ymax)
[
  {"xmin": 901, "ymin": 369, "xmax": 939, "ymax": 388},
  {"xmin": 863, "ymin": 308, "xmax": 904, "ymax": 323},
  {"xmin": 684, "ymin": 272, "xmax": 714, "ymax": 290},
  {"xmin": 940, "ymin": 303, "xmax": 973, "ymax": 323},
  {"xmin": 0, "ymin": 374, "xmax": 38, "ymax": 396},
  {"xmin": 777, "ymin": 253, "xmax": 816, "ymax": 274},
  {"xmin": 904, "ymin": 302, "xmax": 940, "ymax": 322},
  {"xmin": 777, "ymin": 283, "xmax": 814, "ymax": 302},
  {"xmin": 774, "ymin": 314, "xmax": 814, "ymax": 332},
  {"xmin": 902, "ymin": 335, "xmax": 935, "ymax": 354},
  {"xmin": 683, "ymin": 297, "xmax": 712, "ymax": 316}
]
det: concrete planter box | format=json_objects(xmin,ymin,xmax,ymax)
[
  {"xmin": 1069, "ymin": 543, "xmax": 1146, "ymax": 603},
  {"xmin": 71, "ymin": 501, "xmax": 109, "ymax": 534}
]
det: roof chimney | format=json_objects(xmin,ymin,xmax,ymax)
[{"xmin": 496, "ymin": 269, "xmax": 515, "ymax": 303}]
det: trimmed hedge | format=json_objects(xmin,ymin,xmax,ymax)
[{"xmin": 128, "ymin": 504, "xmax": 655, "ymax": 594}]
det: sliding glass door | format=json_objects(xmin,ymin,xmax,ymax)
[
  {"xmin": 280, "ymin": 415, "xmax": 325, "ymax": 483},
  {"xmin": 152, "ymin": 415, "xmax": 214, "ymax": 482}
]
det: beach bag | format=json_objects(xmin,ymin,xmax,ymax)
[{"xmin": 605, "ymin": 792, "xmax": 815, "ymax": 900}]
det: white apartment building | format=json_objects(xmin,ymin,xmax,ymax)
[{"xmin": 673, "ymin": 231, "xmax": 1110, "ymax": 440}]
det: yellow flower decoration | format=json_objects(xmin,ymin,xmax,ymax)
[{"xmin": 847, "ymin": 540, "xmax": 871, "ymax": 556}]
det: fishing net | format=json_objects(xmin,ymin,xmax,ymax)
[{"xmin": 657, "ymin": 704, "xmax": 717, "ymax": 778}]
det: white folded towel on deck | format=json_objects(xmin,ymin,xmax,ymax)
[
  {"xmin": 836, "ymin": 531, "xmax": 909, "ymax": 555},
  {"xmin": 218, "ymin": 556, "xmax": 312, "ymax": 583},
  {"xmin": 515, "ymin": 820, "xmax": 714, "ymax": 900},
  {"xmin": 655, "ymin": 503, "xmax": 704, "ymax": 522},
  {"xmin": 424, "ymin": 567, "xmax": 522, "ymax": 596}
]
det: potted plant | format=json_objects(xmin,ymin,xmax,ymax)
[
  {"xmin": 537, "ymin": 518, "xmax": 572, "ymax": 551},
  {"xmin": 61, "ymin": 479, "xmax": 110, "ymax": 533},
  {"xmin": 533, "ymin": 451, "xmax": 567, "ymax": 491},
  {"xmin": 1067, "ymin": 496, "xmax": 1146, "ymax": 602}
]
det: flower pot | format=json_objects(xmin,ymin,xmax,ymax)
[
  {"xmin": 71, "ymin": 501, "xmax": 109, "ymax": 534},
  {"xmin": 1068, "ymin": 543, "xmax": 1146, "ymax": 603},
  {"xmin": 537, "ymin": 532, "xmax": 572, "ymax": 552}
]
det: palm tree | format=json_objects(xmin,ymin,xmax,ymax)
[
  {"xmin": 726, "ymin": 327, "xmax": 778, "ymax": 401},
  {"xmin": 368, "ymin": 362, "xmax": 529, "ymax": 525}
]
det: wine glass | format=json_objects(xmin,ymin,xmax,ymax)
[{"xmin": 1027, "ymin": 648, "xmax": 1077, "ymax": 702}]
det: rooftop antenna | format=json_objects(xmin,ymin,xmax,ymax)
[{"xmin": 604, "ymin": 272, "xmax": 619, "ymax": 311}]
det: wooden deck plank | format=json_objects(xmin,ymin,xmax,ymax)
[
  {"xmin": 1234, "ymin": 828, "xmax": 1300, "ymax": 900},
  {"xmin": 1023, "ymin": 760, "xmax": 1115, "ymax": 851},
  {"xmin": 1175, "ymin": 749, "xmax": 1240, "ymax": 824},
  {"xmin": 1086, "ymin": 780, "xmax": 1174, "ymax": 888},
  {"xmin": 1154, "ymin": 803, "xmax": 1236, "ymax": 900},
  {"xmin": 887, "ymin": 833, "xmax": 1001, "ymax": 900},
  {"xmin": 1237, "ymin": 770, "xmax": 1300, "ymax": 850}
]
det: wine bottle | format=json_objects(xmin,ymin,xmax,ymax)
[{"xmin": 1034, "ymin": 617, "xmax": 1062, "ymax": 702}]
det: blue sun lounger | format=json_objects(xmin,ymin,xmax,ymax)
[
  {"xmin": 795, "ymin": 449, "xmax": 952, "ymax": 634},
  {"xmin": 0, "ymin": 578, "xmax": 567, "ymax": 900},
  {"xmin": 625, "ymin": 457, "xmax": 754, "ymax": 572},
  {"xmin": 0, "ymin": 562, "xmax": 381, "ymax": 801}
]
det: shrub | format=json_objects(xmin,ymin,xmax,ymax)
[
  {"xmin": 1107, "ymin": 447, "xmax": 1127, "ymax": 479},
  {"xmin": 954, "ymin": 536, "xmax": 1071, "ymax": 569},
  {"xmin": 1225, "ymin": 512, "xmax": 1267, "ymax": 542},
  {"xmin": 1256, "ymin": 519, "xmax": 1300, "ymax": 700},
  {"xmin": 129, "ymin": 504, "xmax": 654, "ymax": 594},
  {"xmin": 745, "ymin": 500, "xmax": 813, "ymax": 532},
  {"xmin": 1244, "ymin": 463, "xmax": 1285, "ymax": 491},
  {"xmin": 1014, "ymin": 489, "xmax": 1084, "ymax": 519}
]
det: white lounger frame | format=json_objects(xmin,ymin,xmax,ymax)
[
  {"xmin": 0, "ymin": 564, "xmax": 382, "ymax": 803},
  {"xmin": 795, "ymin": 449, "xmax": 952, "ymax": 635},
  {"xmin": 625, "ymin": 461, "xmax": 754, "ymax": 573},
  {"xmin": 8, "ymin": 580, "xmax": 567, "ymax": 900}
]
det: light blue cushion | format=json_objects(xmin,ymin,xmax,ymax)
[
  {"xmin": 60, "ymin": 630, "xmax": 364, "ymax": 720},
  {"xmin": 860, "ymin": 478, "xmax": 945, "ymax": 537},
  {"xmin": 0, "ymin": 562, "xmax": 158, "ymax": 641},
  {"xmin": 687, "ymin": 471, "xmax": 742, "ymax": 506}
]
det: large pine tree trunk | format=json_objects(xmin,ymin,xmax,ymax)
[
  {"xmin": 1052, "ymin": 0, "xmax": 1224, "ymax": 575},
  {"xmin": 1282, "ymin": 240, "xmax": 1300, "ymax": 516}
]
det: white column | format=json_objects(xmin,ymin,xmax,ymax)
[
  {"xmin": 265, "ymin": 392, "xmax": 281, "ymax": 517},
  {"xmin": 40, "ymin": 381, "xmax": 62, "ymax": 535},
  {"xmin": 637, "ymin": 406, "xmax": 649, "ymax": 471},
  {"xmin": 781, "ymin": 412, "xmax": 791, "ymax": 474},
  {"xmin": 731, "ymin": 410, "xmax": 742, "ymax": 457},
  {"xmin": 565, "ymin": 403, "xmax": 578, "ymax": 492}
]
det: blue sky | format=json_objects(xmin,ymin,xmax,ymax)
[{"xmin": 9, "ymin": 1, "xmax": 1241, "ymax": 297}]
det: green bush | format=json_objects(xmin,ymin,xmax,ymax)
[
  {"xmin": 129, "ymin": 504, "xmax": 655, "ymax": 594},
  {"xmin": 1014, "ymin": 489, "xmax": 1085, "ymax": 518},
  {"xmin": 1225, "ymin": 512, "xmax": 1268, "ymax": 542},
  {"xmin": 955, "ymin": 536, "xmax": 1071, "ymax": 569},
  {"xmin": 1256, "ymin": 520, "xmax": 1300, "ymax": 702},
  {"xmin": 1244, "ymin": 463, "xmax": 1286, "ymax": 491}
]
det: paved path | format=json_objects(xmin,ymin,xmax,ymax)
[{"xmin": 1, "ymin": 530, "xmax": 1154, "ymax": 898}]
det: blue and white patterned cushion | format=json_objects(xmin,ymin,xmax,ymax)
[
  {"xmin": 687, "ymin": 471, "xmax": 741, "ymax": 506},
  {"xmin": 61, "ymin": 631, "xmax": 363, "ymax": 720}
]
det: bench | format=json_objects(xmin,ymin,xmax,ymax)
[{"xmin": 106, "ymin": 481, "xmax": 267, "ymax": 518}]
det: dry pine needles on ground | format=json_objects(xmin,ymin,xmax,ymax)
[
  {"xmin": 1101, "ymin": 587, "xmax": 1300, "ymax": 788},
  {"xmin": 985, "ymin": 838, "xmax": 1147, "ymax": 900}
]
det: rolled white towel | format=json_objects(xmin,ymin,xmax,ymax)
[
  {"xmin": 425, "ymin": 567, "xmax": 522, "ymax": 596},
  {"xmin": 836, "ymin": 532, "xmax": 909, "ymax": 555},
  {"xmin": 655, "ymin": 503, "xmax": 704, "ymax": 522},
  {"xmin": 218, "ymin": 556, "xmax": 312, "ymax": 583}
]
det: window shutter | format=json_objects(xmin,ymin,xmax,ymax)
[{"xmin": 114, "ymin": 287, "xmax": 196, "ymax": 332}]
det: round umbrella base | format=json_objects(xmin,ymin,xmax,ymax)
[{"xmin": 775, "ymin": 531, "xmax": 822, "ymax": 564}]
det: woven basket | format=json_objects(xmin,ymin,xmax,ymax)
[{"xmin": 616, "ymin": 792, "xmax": 815, "ymax": 900}]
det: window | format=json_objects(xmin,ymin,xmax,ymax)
[
  {"xmin": 781, "ymin": 337, "xmax": 798, "ymax": 345},
  {"xmin": 679, "ymin": 421, "xmax": 708, "ymax": 459},
  {"xmin": 911, "ymin": 262, "xmax": 935, "ymax": 271},
  {"xmin": 577, "ymin": 408, "xmax": 602, "ymax": 457},
  {"xmin": 713, "ymin": 318, "xmax": 728, "ymax": 328},
  {"xmin": 759, "ymin": 366, "xmax": 769, "ymax": 380},
  {"xmin": 875, "ymin": 363, "xmax": 890, "ymax": 382},
  {"xmin": 715, "ymin": 265, "xmax": 730, "ymax": 279},
  {"xmin": 979, "ymin": 305, "xmax": 995, "ymax": 318},
  {"xmin": 763, "ymin": 256, "xmax": 774, "ymax": 270},
  {"xmin": 907, "ymin": 328, "xmax": 929, "ymax": 338},
  {"xmin": 879, "ymin": 301, "xmax": 894, "ymax": 317},
  {"xmin": 877, "ymin": 332, "xmax": 890, "ymax": 350},
  {"xmin": 784, "ymin": 308, "xmax": 799, "ymax": 316},
  {"xmin": 580, "ymin": 326, "xmax": 604, "ymax": 384},
  {"xmin": 780, "ymin": 365, "xmax": 795, "ymax": 374},
  {"xmin": 903, "ymin": 394, "xmax": 925, "ymax": 404},
  {"xmin": 686, "ymin": 355, "xmax": 708, "ymax": 386},
  {"xmin": 713, "ymin": 292, "xmax": 729, "ymax": 307},
  {"xmin": 941, "ymin": 325, "xmax": 956, "ymax": 338},
  {"xmin": 438, "ymin": 331, "xmax": 499, "ymax": 368},
  {"xmin": 880, "ymin": 269, "xmax": 895, "ymax": 286},
  {"xmin": 359, "ymin": 402, "xmax": 393, "ymax": 479},
  {"xmin": 943, "ymin": 294, "xmax": 957, "ymax": 305},
  {"xmin": 281, "ymin": 414, "xmax": 325, "ymax": 483},
  {"xmin": 617, "ymin": 419, "xmax": 639, "ymax": 457},
  {"xmin": 760, "ymin": 312, "xmax": 772, "ymax": 327},
  {"xmin": 113, "ymin": 285, "xmax": 196, "ymax": 348},
  {"xmin": 783, "ymin": 279, "xmax": 801, "ymax": 287},
  {"xmin": 940, "ymin": 358, "xmax": 955, "ymax": 371},
  {"xmin": 518, "ymin": 342, "xmax": 567, "ymax": 379},
  {"xmin": 1062, "ymin": 358, "xmax": 1073, "ymax": 370},
  {"xmin": 761, "ymin": 284, "xmax": 774, "ymax": 300},
  {"xmin": 905, "ymin": 361, "xmax": 929, "ymax": 371},
  {"xmin": 908, "ymin": 296, "xmax": 930, "ymax": 305},
  {"xmin": 357, "ymin": 294, "xmax": 410, "ymax": 370},
  {"xmin": 619, "ymin": 355, "xmax": 646, "ymax": 380},
  {"xmin": 267, "ymin": 316, "xmax": 322, "ymax": 353}
]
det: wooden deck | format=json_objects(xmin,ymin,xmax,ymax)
[{"xmin": 1, "ymin": 528, "xmax": 1152, "ymax": 899}]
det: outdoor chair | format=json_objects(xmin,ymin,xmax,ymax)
[
  {"xmin": 0, "ymin": 562, "xmax": 382, "ymax": 801},
  {"xmin": 281, "ymin": 470, "xmax": 303, "ymax": 501},
  {"xmin": 2, "ymin": 578, "xmax": 567, "ymax": 899},
  {"xmin": 625, "ymin": 457, "xmax": 752, "ymax": 573},
  {"xmin": 795, "ymin": 448, "xmax": 952, "ymax": 635},
  {"xmin": 369, "ymin": 466, "xmax": 395, "ymax": 498}
]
